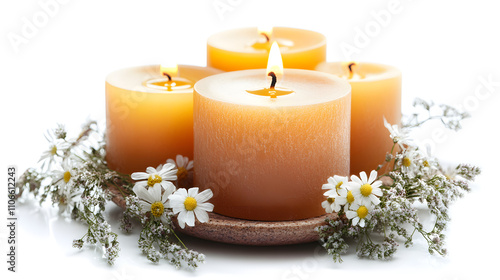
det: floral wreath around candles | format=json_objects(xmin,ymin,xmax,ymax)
[{"xmin": 16, "ymin": 98, "xmax": 480, "ymax": 269}]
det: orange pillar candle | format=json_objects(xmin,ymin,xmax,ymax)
[
  {"xmin": 316, "ymin": 62, "xmax": 402, "ymax": 175},
  {"xmin": 194, "ymin": 44, "xmax": 351, "ymax": 221},
  {"xmin": 105, "ymin": 64, "xmax": 222, "ymax": 174},
  {"xmin": 207, "ymin": 27, "xmax": 326, "ymax": 71}
]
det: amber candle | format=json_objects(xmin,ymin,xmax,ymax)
[
  {"xmin": 194, "ymin": 45, "xmax": 351, "ymax": 221},
  {"xmin": 105, "ymin": 64, "xmax": 222, "ymax": 174},
  {"xmin": 316, "ymin": 62, "xmax": 402, "ymax": 175},
  {"xmin": 207, "ymin": 27, "xmax": 326, "ymax": 71}
]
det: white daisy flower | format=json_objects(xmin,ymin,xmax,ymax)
[
  {"xmin": 322, "ymin": 175, "xmax": 348, "ymax": 197},
  {"xmin": 348, "ymin": 170, "xmax": 383, "ymax": 206},
  {"xmin": 52, "ymin": 160, "xmax": 77, "ymax": 195},
  {"xmin": 384, "ymin": 117, "xmax": 412, "ymax": 149},
  {"xmin": 39, "ymin": 130, "xmax": 70, "ymax": 169},
  {"xmin": 166, "ymin": 155, "xmax": 194, "ymax": 181},
  {"xmin": 58, "ymin": 187, "xmax": 80, "ymax": 215},
  {"xmin": 131, "ymin": 163, "xmax": 177, "ymax": 190},
  {"xmin": 346, "ymin": 203, "xmax": 374, "ymax": 227},
  {"xmin": 400, "ymin": 148, "xmax": 420, "ymax": 177},
  {"xmin": 133, "ymin": 182, "xmax": 176, "ymax": 224},
  {"xmin": 322, "ymin": 191, "xmax": 347, "ymax": 213},
  {"xmin": 169, "ymin": 187, "xmax": 214, "ymax": 229}
]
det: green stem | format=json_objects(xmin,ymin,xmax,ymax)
[{"xmin": 172, "ymin": 229, "xmax": 188, "ymax": 250}]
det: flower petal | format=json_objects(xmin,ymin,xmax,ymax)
[
  {"xmin": 368, "ymin": 170, "xmax": 378, "ymax": 184},
  {"xmin": 370, "ymin": 195, "xmax": 381, "ymax": 205},
  {"xmin": 146, "ymin": 167, "xmax": 157, "ymax": 174},
  {"xmin": 185, "ymin": 211, "xmax": 195, "ymax": 227},
  {"xmin": 131, "ymin": 172, "xmax": 149, "ymax": 180},
  {"xmin": 148, "ymin": 184, "xmax": 162, "ymax": 201},
  {"xmin": 177, "ymin": 210, "xmax": 187, "ymax": 229},
  {"xmin": 187, "ymin": 187, "xmax": 199, "ymax": 198},
  {"xmin": 346, "ymin": 210, "xmax": 357, "ymax": 219},
  {"xmin": 195, "ymin": 189, "xmax": 213, "ymax": 203},
  {"xmin": 360, "ymin": 172, "xmax": 368, "ymax": 183},
  {"xmin": 351, "ymin": 175, "xmax": 363, "ymax": 185},
  {"xmin": 186, "ymin": 161, "xmax": 194, "ymax": 170},
  {"xmin": 194, "ymin": 207, "xmax": 209, "ymax": 223},
  {"xmin": 197, "ymin": 202, "xmax": 214, "ymax": 212},
  {"xmin": 133, "ymin": 184, "xmax": 154, "ymax": 203}
]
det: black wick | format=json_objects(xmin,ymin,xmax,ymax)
[
  {"xmin": 261, "ymin": 32, "xmax": 270, "ymax": 42},
  {"xmin": 348, "ymin": 62, "xmax": 356, "ymax": 74},
  {"xmin": 268, "ymin": 72, "xmax": 277, "ymax": 89},
  {"xmin": 163, "ymin": 72, "xmax": 172, "ymax": 82}
]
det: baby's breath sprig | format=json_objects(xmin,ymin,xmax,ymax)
[
  {"xmin": 318, "ymin": 99, "xmax": 480, "ymax": 262},
  {"xmin": 16, "ymin": 121, "xmax": 210, "ymax": 269}
]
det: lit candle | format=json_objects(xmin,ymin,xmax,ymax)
[
  {"xmin": 194, "ymin": 43, "xmax": 351, "ymax": 221},
  {"xmin": 207, "ymin": 27, "xmax": 326, "ymax": 71},
  {"xmin": 316, "ymin": 62, "xmax": 402, "ymax": 175},
  {"xmin": 105, "ymin": 64, "xmax": 222, "ymax": 174}
]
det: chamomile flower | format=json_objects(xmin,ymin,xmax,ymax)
[
  {"xmin": 133, "ymin": 182, "xmax": 176, "ymax": 224},
  {"xmin": 400, "ymin": 148, "xmax": 420, "ymax": 177},
  {"xmin": 384, "ymin": 117, "xmax": 412, "ymax": 149},
  {"xmin": 322, "ymin": 175, "xmax": 348, "ymax": 197},
  {"xmin": 346, "ymin": 203, "xmax": 374, "ymax": 227},
  {"xmin": 131, "ymin": 163, "xmax": 177, "ymax": 190},
  {"xmin": 322, "ymin": 190, "xmax": 347, "ymax": 213},
  {"xmin": 52, "ymin": 160, "xmax": 77, "ymax": 194},
  {"xmin": 167, "ymin": 155, "xmax": 194, "ymax": 181},
  {"xmin": 58, "ymin": 187, "xmax": 79, "ymax": 215},
  {"xmin": 348, "ymin": 170, "xmax": 383, "ymax": 206},
  {"xmin": 39, "ymin": 130, "xmax": 70, "ymax": 169},
  {"xmin": 169, "ymin": 187, "xmax": 214, "ymax": 229}
]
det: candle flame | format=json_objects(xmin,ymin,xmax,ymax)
[
  {"xmin": 258, "ymin": 26, "xmax": 273, "ymax": 42},
  {"xmin": 266, "ymin": 42, "xmax": 283, "ymax": 79},
  {"xmin": 160, "ymin": 64, "xmax": 178, "ymax": 79}
]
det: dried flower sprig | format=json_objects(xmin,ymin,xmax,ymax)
[
  {"xmin": 16, "ymin": 121, "xmax": 208, "ymax": 269},
  {"xmin": 318, "ymin": 99, "xmax": 480, "ymax": 262}
]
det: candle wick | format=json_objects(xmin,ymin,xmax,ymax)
[
  {"xmin": 261, "ymin": 32, "xmax": 270, "ymax": 43},
  {"xmin": 163, "ymin": 72, "xmax": 172, "ymax": 82},
  {"xmin": 348, "ymin": 62, "xmax": 356, "ymax": 79},
  {"xmin": 268, "ymin": 72, "xmax": 277, "ymax": 89}
]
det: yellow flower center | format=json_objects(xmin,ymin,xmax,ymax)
[
  {"xmin": 346, "ymin": 191, "xmax": 355, "ymax": 204},
  {"xmin": 63, "ymin": 171, "xmax": 72, "ymax": 183},
  {"xmin": 50, "ymin": 145, "xmax": 58, "ymax": 155},
  {"xmin": 150, "ymin": 201, "xmax": 164, "ymax": 217},
  {"xmin": 357, "ymin": 205, "xmax": 369, "ymax": 219},
  {"xmin": 360, "ymin": 184, "xmax": 372, "ymax": 197},
  {"xmin": 423, "ymin": 160, "xmax": 430, "ymax": 167},
  {"xmin": 177, "ymin": 167, "xmax": 188, "ymax": 180},
  {"xmin": 184, "ymin": 197, "xmax": 197, "ymax": 211},
  {"xmin": 335, "ymin": 181, "xmax": 343, "ymax": 190},
  {"xmin": 403, "ymin": 157, "xmax": 411, "ymax": 167},
  {"xmin": 147, "ymin": 175, "xmax": 162, "ymax": 187},
  {"xmin": 327, "ymin": 197, "xmax": 335, "ymax": 204}
]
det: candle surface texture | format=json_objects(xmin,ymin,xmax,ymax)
[
  {"xmin": 316, "ymin": 62, "xmax": 402, "ymax": 175},
  {"xmin": 207, "ymin": 27, "xmax": 326, "ymax": 71},
  {"xmin": 105, "ymin": 65, "xmax": 222, "ymax": 174},
  {"xmin": 194, "ymin": 69, "xmax": 351, "ymax": 221}
]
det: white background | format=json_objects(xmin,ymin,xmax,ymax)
[{"xmin": 1, "ymin": 0, "xmax": 500, "ymax": 279}]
